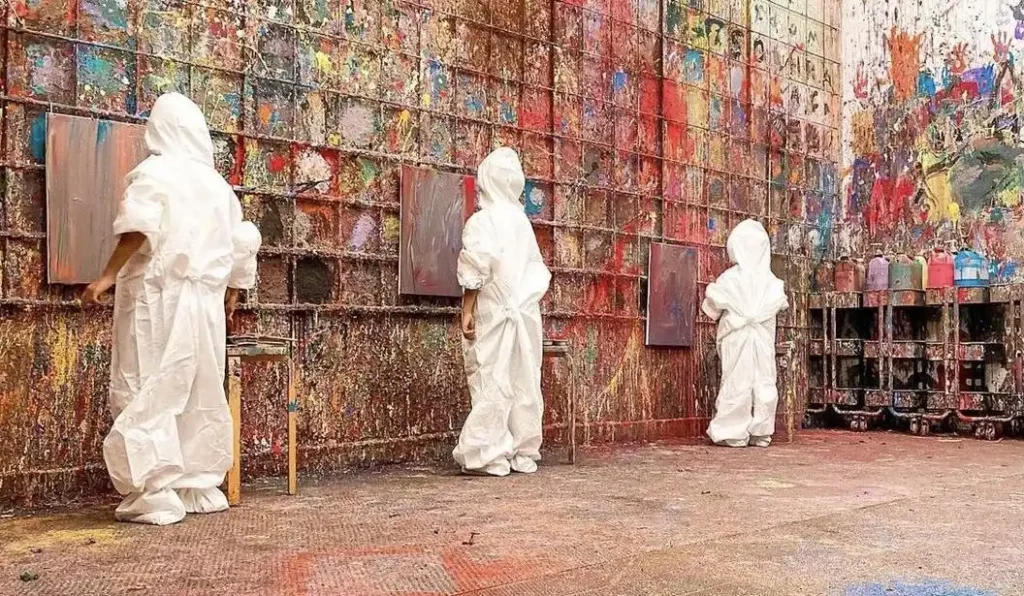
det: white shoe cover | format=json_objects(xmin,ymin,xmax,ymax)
[
  {"xmin": 749, "ymin": 436, "xmax": 772, "ymax": 447},
  {"xmin": 176, "ymin": 488, "xmax": 230, "ymax": 514},
  {"xmin": 716, "ymin": 439, "xmax": 749, "ymax": 448},
  {"xmin": 114, "ymin": 490, "xmax": 186, "ymax": 526},
  {"xmin": 461, "ymin": 460, "xmax": 511, "ymax": 477},
  {"xmin": 510, "ymin": 455, "xmax": 538, "ymax": 473}
]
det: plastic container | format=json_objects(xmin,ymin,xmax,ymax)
[
  {"xmin": 927, "ymin": 247, "xmax": 954, "ymax": 288},
  {"xmin": 954, "ymin": 249, "xmax": 989, "ymax": 288},
  {"xmin": 914, "ymin": 255, "xmax": 929, "ymax": 289},
  {"xmin": 834, "ymin": 256, "xmax": 862, "ymax": 292},
  {"xmin": 889, "ymin": 254, "xmax": 917, "ymax": 290},
  {"xmin": 866, "ymin": 254, "xmax": 890, "ymax": 291},
  {"xmin": 814, "ymin": 260, "xmax": 835, "ymax": 291}
]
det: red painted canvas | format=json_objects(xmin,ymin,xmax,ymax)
[
  {"xmin": 398, "ymin": 165, "xmax": 476, "ymax": 297},
  {"xmin": 46, "ymin": 114, "xmax": 148, "ymax": 284},
  {"xmin": 646, "ymin": 242, "xmax": 697, "ymax": 347}
]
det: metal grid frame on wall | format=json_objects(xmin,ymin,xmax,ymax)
[{"xmin": 0, "ymin": 0, "xmax": 841, "ymax": 503}]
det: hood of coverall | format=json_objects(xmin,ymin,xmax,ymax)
[
  {"xmin": 144, "ymin": 93, "xmax": 215, "ymax": 167},
  {"xmin": 726, "ymin": 219, "xmax": 772, "ymax": 273},
  {"xmin": 476, "ymin": 147, "xmax": 525, "ymax": 210}
]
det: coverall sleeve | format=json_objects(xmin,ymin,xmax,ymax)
[
  {"xmin": 701, "ymin": 283, "xmax": 724, "ymax": 321},
  {"xmin": 112, "ymin": 170, "xmax": 166, "ymax": 252},
  {"xmin": 457, "ymin": 214, "xmax": 496, "ymax": 291},
  {"xmin": 227, "ymin": 194, "xmax": 262, "ymax": 290}
]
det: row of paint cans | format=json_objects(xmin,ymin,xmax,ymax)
[{"xmin": 812, "ymin": 247, "xmax": 990, "ymax": 292}]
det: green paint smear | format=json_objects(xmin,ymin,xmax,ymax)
[{"xmin": 358, "ymin": 157, "xmax": 379, "ymax": 185}]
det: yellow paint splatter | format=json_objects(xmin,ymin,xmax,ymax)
[
  {"xmin": 382, "ymin": 214, "xmax": 400, "ymax": 241},
  {"xmin": 920, "ymin": 151, "xmax": 959, "ymax": 223},
  {"xmin": 3, "ymin": 528, "xmax": 119, "ymax": 554},
  {"xmin": 314, "ymin": 51, "xmax": 334, "ymax": 75},
  {"xmin": 48, "ymin": 319, "xmax": 79, "ymax": 394},
  {"xmin": 997, "ymin": 187, "xmax": 1022, "ymax": 208}
]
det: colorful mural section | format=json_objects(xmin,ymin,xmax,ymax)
[{"xmin": 841, "ymin": 1, "xmax": 1024, "ymax": 282}]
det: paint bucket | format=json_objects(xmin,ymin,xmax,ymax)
[
  {"xmin": 889, "ymin": 254, "xmax": 918, "ymax": 291},
  {"xmin": 927, "ymin": 247, "xmax": 954, "ymax": 288},
  {"xmin": 834, "ymin": 256, "xmax": 861, "ymax": 292},
  {"xmin": 954, "ymin": 249, "xmax": 989, "ymax": 288},
  {"xmin": 866, "ymin": 254, "xmax": 889, "ymax": 291},
  {"xmin": 914, "ymin": 255, "xmax": 929, "ymax": 289},
  {"xmin": 814, "ymin": 260, "xmax": 835, "ymax": 291}
]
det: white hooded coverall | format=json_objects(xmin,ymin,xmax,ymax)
[
  {"xmin": 104, "ymin": 93, "xmax": 262, "ymax": 525},
  {"xmin": 703, "ymin": 219, "xmax": 788, "ymax": 448},
  {"xmin": 452, "ymin": 148, "xmax": 552, "ymax": 476}
]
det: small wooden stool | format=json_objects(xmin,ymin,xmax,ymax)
[
  {"xmin": 543, "ymin": 339, "xmax": 573, "ymax": 463},
  {"xmin": 225, "ymin": 337, "xmax": 296, "ymax": 505}
]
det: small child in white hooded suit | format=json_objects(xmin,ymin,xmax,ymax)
[{"xmin": 702, "ymin": 220, "xmax": 788, "ymax": 447}]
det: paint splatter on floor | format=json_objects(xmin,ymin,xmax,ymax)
[{"xmin": 844, "ymin": 580, "xmax": 997, "ymax": 596}]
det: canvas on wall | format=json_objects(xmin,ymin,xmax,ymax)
[
  {"xmin": 398, "ymin": 165, "xmax": 476, "ymax": 297},
  {"xmin": 46, "ymin": 114, "xmax": 148, "ymax": 285},
  {"xmin": 646, "ymin": 242, "xmax": 697, "ymax": 347}
]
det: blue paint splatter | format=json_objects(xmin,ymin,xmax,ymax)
[
  {"xmin": 684, "ymin": 49, "xmax": 704, "ymax": 84},
  {"xmin": 917, "ymin": 71, "xmax": 936, "ymax": 97},
  {"xmin": 96, "ymin": 120, "xmax": 112, "ymax": 144},
  {"xmin": 29, "ymin": 113, "xmax": 47, "ymax": 162},
  {"xmin": 844, "ymin": 580, "xmax": 997, "ymax": 596},
  {"xmin": 523, "ymin": 180, "xmax": 544, "ymax": 217},
  {"xmin": 612, "ymin": 69, "xmax": 628, "ymax": 92},
  {"xmin": 499, "ymin": 101, "xmax": 516, "ymax": 124},
  {"xmin": 464, "ymin": 93, "xmax": 484, "ymax": 115},
  {"xmin": 963, "ymin": 65, "xmax": 996, "ymax": 96}
]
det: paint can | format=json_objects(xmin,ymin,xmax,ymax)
[
  {"xmin": 813, "ymin": 260, "xmax": 835, "ymax": 291},
  {"xmin": 926, "ymin": 247, "xmax": 954, "ymax": 288},
  {"xmin": 914, "ymin": 254, "xmax": 929, "ymax": 289},
  {"xmin": 833, "ymin": 256, "xmax": 862, "ymax": 292},
  {"xmin": 866, "ymin": 253, "xmax": 889, "ymax": 291},
  {"xmin": 889, "ymin": 254, "xmax": 920, "ymax": 291},
  {"xmin": 954, "ymin": 249, "xmax": 989, "ymax": 288}
]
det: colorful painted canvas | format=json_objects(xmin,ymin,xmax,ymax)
[
  {"xmin": 46, "ymin": 114, "xmax": 148, "ymax": 284},
  {"xmin": 646, "ymin": 242, "xmax": 697, "ymax": 347},
  {"xmin": 398, "ymin": 165, "xmax": 476, "ymax": 297}
]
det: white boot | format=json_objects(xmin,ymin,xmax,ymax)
[
  {"xmin": 749, "ymin": 436, "xmax": 772, "ymax": 447},
  {"xmin": 176, "ymin": 488, "xmax": 229, "ymax": 514},
  {"xmin": 114, "ymin": 489, "xmax": 186, "ymax": 525},
  {"xmin": 716, "ymin": 438, "xmax": 749, "ymax": 448},
  {"xmin": 510, "ymin": 454, "xmax": 538, "ymax": 474}
]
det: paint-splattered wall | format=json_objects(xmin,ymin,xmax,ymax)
[
  {"xmin": 841, "ymin": 0, "xmax": 1024, "ymax": 279},
  {"xmin": 0, "ymin": 0, "xmax": 840, "ymax": 507}
]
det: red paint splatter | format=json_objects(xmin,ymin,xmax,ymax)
[{"xmin": 268, "ymin": 153, "xmax": 288, "ymax": 173}]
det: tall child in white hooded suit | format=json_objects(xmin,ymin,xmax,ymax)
[
  {"xmin": 81, "ymin": 93, "xmax": 262, "ymax": 524},
  {"xmin": 453, "ymin": 148, "xmax": 552, "ymax": 476},
  {"xmin": 702, "ymin": 219, "xmax": 788, "ymax": 447}
]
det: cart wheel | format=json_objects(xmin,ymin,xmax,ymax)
[
  {"xmin": 974, "ymin": 425, "xmax": 984, "ymax": 439},
  {"xmin": 803, "ymin": 413, "xmax": 814, "ymax": 429},
  {"xmin": 909, "ymin": 418, "xmax": 919, "ymax": 435},
  {"xmin": 920, "ymin": 421, "xmax": 930, "ymax": 436},
  {"xmin": 986, "ymin": 423, "xmax": 997, "ymax": 441}
]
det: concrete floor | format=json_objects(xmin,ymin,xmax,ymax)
[{"xmin": 2, "ymin": 430, "xmax": 1022, "ymax": 596}]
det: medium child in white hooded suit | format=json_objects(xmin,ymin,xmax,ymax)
[
  {"xmin": 81, "ymin": 93, "xmax": 262, "ymax": 524},
  {"xmin": 703, "ymin": 219, "xmax": 788, "ymax": 448},
  {"xmin": 453, "ymin": 148, "xmax": 552, "ymax": 476}
]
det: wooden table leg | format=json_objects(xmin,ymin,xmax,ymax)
[
  {"xmin": 287, "ymin": 359, "xmax": 297, "ymax": 496},
  {"xmin": 568, "ymin": 386, "xmax": 576, "ymax": 465},
  {"xmin": 227, "ymin": 355, "xmax": 242, "ymax": 506}
]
